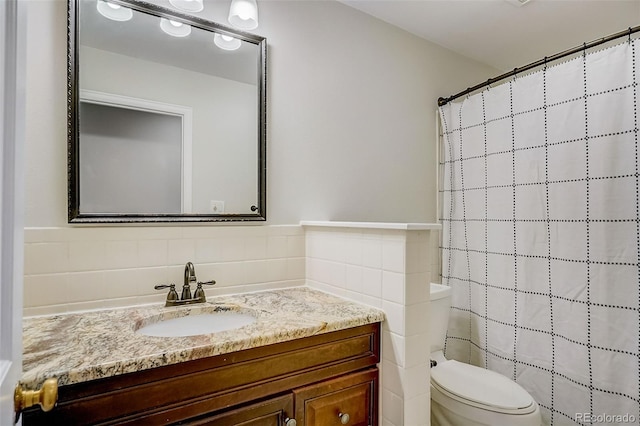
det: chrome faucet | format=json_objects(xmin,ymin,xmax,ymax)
[{"xmin": 154, "ymin": 262, "xmax": 216, "ymax": 307}]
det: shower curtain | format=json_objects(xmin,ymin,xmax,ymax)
[{"xmin": 439, "ymin": 39, "xmax": 639, "ymax": 425}]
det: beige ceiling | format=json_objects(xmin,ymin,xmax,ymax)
[{"xmin": 339, "ymin": 0, "xmax": 640, "ymax": 71}]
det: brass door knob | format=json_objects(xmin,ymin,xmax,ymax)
[{"xmin": 14, "ymin": 377, "xmax": 58, "ymax": 414}]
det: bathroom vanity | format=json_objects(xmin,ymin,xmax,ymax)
[{"xmin": 20, "ymin": 288, "xmax": 383, "ymax": 425}]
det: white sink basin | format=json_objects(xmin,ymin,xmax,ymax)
[{"xmin": 136, "ymin": 312, "xmax": 256, "ymax": 337}]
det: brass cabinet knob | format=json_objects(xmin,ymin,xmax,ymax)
[
  {"xmin": 14, "ymin": 377, "xmax": 58, "ymax": 414},
  {"xmin": 284, "ymin": 417, "xmax": 297, "ymax": 426},
  {"xmin": 338, "ymin": 412, "xmax": 350, "ymax": 424}
]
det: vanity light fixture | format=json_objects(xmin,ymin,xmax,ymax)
[
  {"xmin": 168, "ymin": 0, "xmax": 204, "ymax": 13},
  {"xmin": 96, "ymin": 0, "xmax": 133, "ymax": 21},
  {"xmin": 228, "ymin": 0, "xmax": 258, "ymax": 30},
  {"xmin": 160, "ymin": 18, "xmax": 192, "ymax": 37},
  {"xmin": 213, "ymin": 33, "xmax": 241, "ymax": 50}
]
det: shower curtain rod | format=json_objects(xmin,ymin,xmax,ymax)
[{"xmin": 437, "ymin": 25, "xmax": 640, "ymax": 107}]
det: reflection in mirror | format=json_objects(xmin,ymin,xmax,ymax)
[{"xmin": 69, "ymin": 0, "xmax": 267, "ymax": 222}]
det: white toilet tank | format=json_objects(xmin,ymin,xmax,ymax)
[{"xmin": 430, "ymin": 283, "xmax": 452, "ymax": 354}]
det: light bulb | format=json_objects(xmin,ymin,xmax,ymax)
[
  {"xmin": 237, "ymin": 9, "xmax": 251, "ymax": 20},
  {"xmin": 214, "ymin": 33, "xmax": 241, "ymax": 51},
  {"xmin": 168, "ymin": 0, "xmax": 204, "ymax": 13},
  {"xmin": 96, "ymin": 0, "xmax": 133, "ymax": 21},
  {"xmin": 160, "ymin": 18, "xmax": 192, "ymax": 37},
  {"xmin": 228, "ymin": 0, "xmax": 258, "ymax": 30}
]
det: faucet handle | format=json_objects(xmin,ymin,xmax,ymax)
[
  {"xmin": 154, "ymin": 284, "xmax": 179, "ymax": 303},
  {"xmin": 154, "ymin": 284, "xmax": 173, "ymax": 289},
  {"xmin": 193, "ymin": 280, "xmax": 216, "ymax": 302}
]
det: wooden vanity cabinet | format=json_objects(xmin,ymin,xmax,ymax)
[{"xmin": 23, "ymin": 323, "xmax": 380, "ymax": 426}]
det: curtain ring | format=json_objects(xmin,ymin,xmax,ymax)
[
  {"xmin": 543, "ymin": 56, "xmax": 548, "ymax": 70},
  {"xmin": 513, "ymin": 68, "xmax": 518, "ymax": 81},
  {"xmin": 629, "ymin": 27, "xmax": 633, "ymax": 43},
  {"xmin": 486, "ymin": 79, "xmax": 492, "ymax": 90},
  {"xmin": 583, "ymin": 42, "xmax": 587, "ymax": 58}
]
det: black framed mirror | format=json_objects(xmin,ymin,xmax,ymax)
[{"xmin": 68, "ymin": 0, "xmax": 266, "ymax": 223}]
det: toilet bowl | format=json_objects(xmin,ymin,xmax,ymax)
[{"xmin": 429, "ymin": 283, "xmax": 542, "ymax": 426}]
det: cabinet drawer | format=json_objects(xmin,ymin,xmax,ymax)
[
  {"xmin": 294, "ymin": 369, "xmax": 378, "ymax": 426},
  {"xmin": 181, "ymin": 393, "xmax": 294, "ymax": 426}
]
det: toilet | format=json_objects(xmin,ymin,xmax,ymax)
[{"xmin": 429, "ymin": 283, "xmax": 542, "ymax": 426}]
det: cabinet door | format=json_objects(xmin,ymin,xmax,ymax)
[
  {"xmin": 294, "ymin": 369, "xmax": 378, "ymax": 426},
  {"xmin": 182, "ymin": 393, "xmax": 294, "ymax": 426}
]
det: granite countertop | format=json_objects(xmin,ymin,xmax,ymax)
[{"xmin": 21, "ymin": 287, "xmax": 385, "ymax": 390}]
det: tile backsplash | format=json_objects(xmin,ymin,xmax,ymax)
[{"xmin": 23, "ymin": 225, "xmax": 306, "ymax": 316}]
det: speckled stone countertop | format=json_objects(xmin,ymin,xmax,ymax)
[{"xmin": 21, "ymin": 287, "xmax": 385, "ymax": 390}]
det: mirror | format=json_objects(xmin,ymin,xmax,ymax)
[{"xmin": 68, "ymin": 0, "xmax": 267, "ymax": 223}]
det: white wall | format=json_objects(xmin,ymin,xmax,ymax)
[
  {"xmin": 24, "ymin": 0, "xmax": 497, "ymax": 228},
  {"xmin": 261, "ymin": 1, "xmax": 498, "ymax": 224}
]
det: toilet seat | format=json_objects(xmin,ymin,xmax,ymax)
[{"xmin": 431, "ymin": 360, "xmax": 537, "ymax": 415}]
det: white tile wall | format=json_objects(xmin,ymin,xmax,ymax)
[
  {"xmin": 23, "ymin": 225, "xmax": 306, "ymax": 316},
  {"xmin": 303, "ymin": 223, "xmax": 441, "ymax": 426}
]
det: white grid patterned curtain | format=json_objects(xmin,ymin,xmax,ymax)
[{"xmin": 439, "ymin": 39, "xmax": 639, "ymax": 425}]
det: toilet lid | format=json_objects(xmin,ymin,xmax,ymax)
[{"xmin": 431, "ymin": 360, "xmax": 534, "ymax": 411}]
